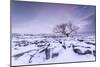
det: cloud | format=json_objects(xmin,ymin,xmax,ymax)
[{"xmin": 12, "ymin": 1, "xmax": 96, "ymax": 34}]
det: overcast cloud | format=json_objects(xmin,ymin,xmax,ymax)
[{"xmin": 11, "ymin": 1, "xmax": 96, "ymax": 34}]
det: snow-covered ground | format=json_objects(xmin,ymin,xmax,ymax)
[{"xmin": 11, "ymin": 34, "xmax": 96, "ymax": 66}]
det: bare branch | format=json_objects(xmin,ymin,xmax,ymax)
[{"xmin": 53, "ymin": 21, "xmax": 80, "ymax": 37}]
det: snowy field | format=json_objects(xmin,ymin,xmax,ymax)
[{"xmin": 11, "ymin": 33, "xmax": 96, "ymax": 66}]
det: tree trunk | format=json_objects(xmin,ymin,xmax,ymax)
[{"xmin": 66, "ymin": 33, "xmax": 69, "ymax": 37}]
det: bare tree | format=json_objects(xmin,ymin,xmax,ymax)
[{"xmin": 53, "ymin": 22, "xmax": 79, "ymax": 37}]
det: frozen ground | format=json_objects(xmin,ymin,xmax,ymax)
[{"xmin": 11, "ymin": 33, "xmax": 96, "ymax": 66}]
